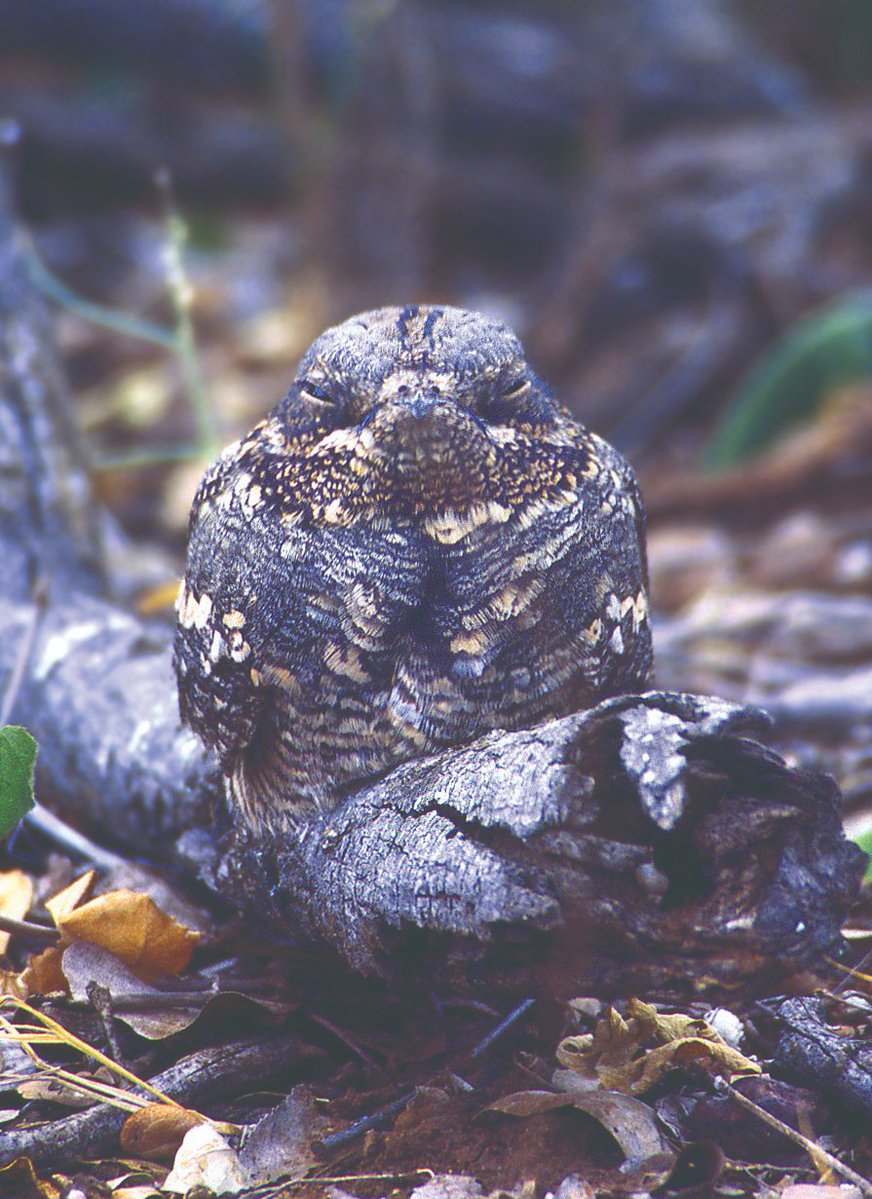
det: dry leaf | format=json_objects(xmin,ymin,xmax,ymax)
[
  {"xmin": 550, "ymin": 1179, "xmax": 596, "ymax": 1199},
  {"xmin": 60, "ymin": 940, "xmax": 289, "ymax": 1039},
  {"xmin": 486, "ymin": 1088, "xmax": 663, "ymax": 1161},
  {"xmin": 617, "ymin": 1037, "xmax": 761, "ymax": 1095},
  {"xmin": 556, "ymin": 999, "xmax": 760, "ymax": 1096},
  {"xmin": 551, "ymin": 1067, "xmax": 600, "ymax": 1095},
  {"xmin": 58, "ymin": 890, "xmax": 199, "ymax": 980},
  {"xmin": 45, "ymin": 870, "xmax": 95, "ymax": 925},
  {"xmin": 0, "ymin": 869, "xmax": 34, "ymax": 955},
  {"xmin": 569, "ymin": 1091, "xmax": 664, "ymax": 1159},
  {"xmin": 238, "ymin": 1085, "xmax": 326, "ymax": 1184},
  {"xmin": 163, "ymin": 1122, "xmax": 251, "ymax": 1195},
  {"xmin": 18, "ymin": 945, "xmax": 68, "ymax": 997},
  {"xmin": 61, "ymin": 941, "xmax": 205, "ymax": 1038},
  {"xmin": 408, "ymin": 1176, "xmax": 484, "ymax": 1199},
  {"xmin": 486, "ymin": 1091, "xmax": 574, "ymax": 1117},
  {"xmin": 121, "ymin": 1103, "xmax": 206, "ymax": 1162},
  {"xmin": 556, "ymin": 1006, "xmax": 636, "ymax": 1081},
  {"xmin": 627, "ymin": 998, "xmax": 727, "ymax": 1043},
  {"xmin": 17, "ymin": 1074, "xmax": 98, "ymax": 1109}
]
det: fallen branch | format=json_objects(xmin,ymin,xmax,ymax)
[{"xmin": 0, "ymin": 1034, "xmax": 307, "ymax": 1169}]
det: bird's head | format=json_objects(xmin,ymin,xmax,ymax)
[{"xmin": 255, "ymin": 305, "xmax": 584, "ymax": 527}]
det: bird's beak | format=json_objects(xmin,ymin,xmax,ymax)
[{"xmin": 402, "ymin": 391, "xmax": 443, "ymax": 419}]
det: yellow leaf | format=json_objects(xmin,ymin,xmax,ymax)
[
  {"xmin": 557, "ymin": 1006, "xmax": 637, "ymax": 1078},
  {"xmin": 121, "ymin": 1104, "xmax": 206, "ymax": 1163},
  {"xmin": 626, "ymin": 998, "xmax": 720, "ymax": 1044},
  {"xmin": 57, "ymin": 890, "xmax": 198, "ymax": 980},
  {"xmin": 45, "ymin": 871, "xmax": 95, "ymax": 925},
  {"xmin": 557, "ymin": 999, "xmax": 761, "ymax": 1097},
  {"xmin": 18, "ymin": 945, "xmax": 68, "ymax": 996},
  {"xmin": 631, "ymin": 1037, "xmax": 760, "ymax": 1094},
  {"xmin": 0, "ymin": 869, "xmax": 34, "ymax": 955}
]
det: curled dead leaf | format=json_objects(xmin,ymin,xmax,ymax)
[
  {"xmin": 238, "ymin": 1085, "xmax": 326, "ymax": 1184},
  {"xmin": 60, "ymin": 940, "xmax": 292, "ymax": 1039},
  {"xmin": 620, "ymin": 1037, "xmax": 761, "ymax": 1095},
  {"xmin": 0, "ymin": 1155, "xmax": 60, "ymax": 1199},
  {"xmin": 121, "ymin": 1103, "xmax": 206, "ymax": 1163},
  {"xmin": 57, "ymin": 889, "xmax": 198, "ymax": 980},
  {"xmin": 45, "ymin": 871, "xmax": 95, "ymax": 925},
  {"xmin": 18, "ymin": 945, "xmax": 68, "ymax": 997},
  {"xmin": 569, "ymin": 1091, "xmax": 665, "ymax": 1160},
  {"xmin": 486, "ymin": 1088, "xmax": 663, "ymax": 1161},
  {"xmin": 163, "ymin": 1121, "xmax": 251, "ymax": 1195},
  {"xmin": 557, "ymin": 999, "xmax": 760, "ymax": 1096}
]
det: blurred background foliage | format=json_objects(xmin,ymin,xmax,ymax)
[{"xmin": 0, "ymin": 0, "xmax": 870, "ymax": 543}]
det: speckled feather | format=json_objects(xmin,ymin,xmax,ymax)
[{"xmin": 174, "ymin": 306, "xmax": 652, "ymax": 831}]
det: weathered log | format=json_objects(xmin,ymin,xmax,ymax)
[
  {"xmin": 3, "ymin": 589, "xmax": 861, "ymax": 996},
  {"xmin": 0, "ymin": 151, "xmax": 864, "ymax": 999},
  {"xmin": 774, "ymin": 996, "xmax": 872, "ymax": 1121}
]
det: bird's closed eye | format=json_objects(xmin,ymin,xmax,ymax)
[
  {"xmin": 501, "ymin": 377, "xmax": 530, "ymax": 399},
  {"xmin": 300, "ymin": 381, "xmax": 334, "ymax": 406}
]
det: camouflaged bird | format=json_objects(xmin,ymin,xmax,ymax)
[{"xmin": 174, "ymin": 305, "xmax": 652, "ymax": 832}]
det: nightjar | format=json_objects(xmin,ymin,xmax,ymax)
[{"xmin": 174, "ymin": 305, "xmax": 652, "ymax": 832}]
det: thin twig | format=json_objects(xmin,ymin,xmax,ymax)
[
  {"xmin": 0, "ymin": 914, "xmax": 59, "ymax": 948},
  {"xmin": 306, "ymin": 1012, "xmax": 382, "ymax": 1071},
  {"xmin": 90, "ymin": 443, "xmax": 203, "ymax": 471},
  {"xmin": 25, "ymin": 182, "xmax": 220, "ymax": 465},
  {"xmin": 715, "ymin": 1076, "xmax": 872, "ymax": 1198},
  {"xmin": 266, "ymin": 1169, "xmax": 435, "ymax": 1198},
  {"xmin": 24, "ymin": 803, "xmax": 125, "ymax": 873},
  {"xmin": 468, "ymin": 997, "xmax": 535, "ymax": 1059},
  {"xmin": 0, "ymin": 583, "xmax": 46, "ymax": 726},
  {"xmin": 0, "ymin": 1034, "xmax": 302, "ymax": 1167},
  {"xmin": 87, "ymin": 981, "xmax": 126, "ymax": 1067},
  {"xmin": 315, "ymin": 996, "xmax": 538, "ymax": 1155},
  {"xmin": 24, "ymin": 245, "xmax": 178, "ymax": 350},
  {"xmin": 315, "ymin": 1090, "xmax": 416, "ymax": 1154}
]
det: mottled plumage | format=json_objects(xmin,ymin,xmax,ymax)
[{"xmin": 174, "ymin": 305, "xmax": 652, "ymax": 831}]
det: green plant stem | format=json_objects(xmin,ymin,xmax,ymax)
[
  {"xmin": 91, "ymin": 444, "xmax": 203, "ymax": 471},
  {"xmin": 25, "ymin": 247, "xmax": 177, "ymax": 351},
  {"xmin": 25, "ymin": 203, "xmax": 220, "ymax": 463},
  {"xmin": 161, "ymin": 209, "xmax": 220, "ymax": 459}
]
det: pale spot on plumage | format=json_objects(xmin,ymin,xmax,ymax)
[
  {"xmin": 633, "ymin": 590, "xmax": 649, "ymax": 628},
  {"xmin": 323, "ymin": 642, "xmax": 369, "ymax": 683},
  {"xmin": 424, "ymin": 501, "xmax": 511, "ymax": 544},
  {"xmin": 177, "ymin": 585, "xmax": 213, "ymax": 631}
]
